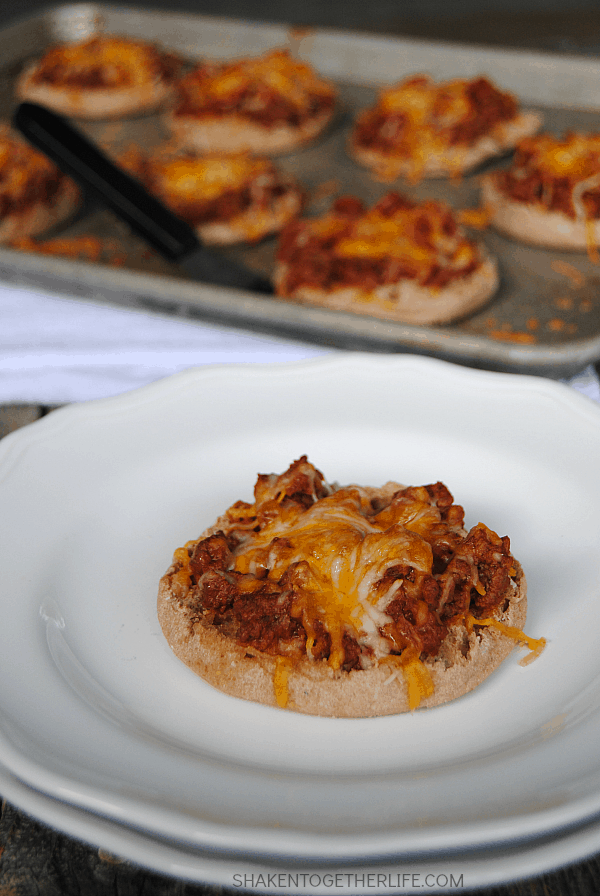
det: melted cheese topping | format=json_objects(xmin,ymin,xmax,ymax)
[
  {"xmin": 171, "ymin": 462, "xmax": 540, "ymax": 712},
  {"xmin": 273, "ymin": 656, "xmax": 292, "ymax": 707},
  {"xmin": 379, "ymin": 76, "xmax": 470, "ymax": 125},
  {"xmin": 309, "ymin": 201, "xmax": 477, "ymax": 273},
  {"xmin": 513, "ymin": 133, "xmax": 600, "ymax": 259},
  {"xmin": 33, "ymin": 36, "xmax": 164, "ymax": 88},
  {"xmin": 232, "ymin": 488, "xmax": 435, "ymax": 670},
  {"xmin": 182, "ymin": 49, "xmax": 334, "ymax": 113},
  {"xmin": 399, "ymin": 646, "xmax": 435, "ymax": 710},
  {"xmin": 357, "ymin": 75, "xmax": 515, "ymax": 182},
  {"xmin": 0, "ymin": 132, "xmax": 58, "ymax": 201},
  {"xmin": 466, "ymin": 614, "xmax": 546, "ymax": 665},
  {"xmin": 457, "ymin": 206, "xmax": 493, "ymax": 229},
  {"xmin": 153, "ymin": 155, "xmax": 270, "ymax": 202},
  {"xmin": 520, "ymin": 133, "xmax": 600, "ymax": 179},
  {"xmin": 170, "ymin": 541, "xmax": 196, "ymax": 592}
]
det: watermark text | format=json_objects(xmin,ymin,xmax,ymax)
[{"xmin": 232, "ymin": 872, "xmax": 464, "ymax": 890}]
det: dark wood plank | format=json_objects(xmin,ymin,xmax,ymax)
[
  {"xmin": 3, "ymin": 789, "xmax": 600, "ymax": 896},
  {"xmin": 0, "ymin": 404, "xmax": 43, "ymax": 439},
  {"xmin": 0, "ymin": 798, "xmax": 224, "ymax": 895}
]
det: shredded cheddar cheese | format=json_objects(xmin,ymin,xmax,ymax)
[
  {"xmin": 457, "ymin": 206, "xmax": 493, "ymax": 229},
  {"xmin": 505, "ymin": 133, "xmax": 600, "ymax": 262},
  {"xmin": 10, "ymin": 235, "xmax": 128, "ymax": 267},
  {"xmin": 168, "ymin": 459, "xmax": 543, "ymax": 713},
  {"xmin": 550, "ymin": 260, "xmax": 586, "ymax": 286},
  {"xmin": 32, "ymin": 36, "xmax": 168, "ymax": 89},
  {"xmin": 232, "ymin": 488, "xmax": 435, "ymax": 671},
  {"xmin": 353, "ymin": 75, "xmax": 519, "ymax": 183},
  {"xmin": 585, "ymin": 218, "xmax": 600, "ymax": 264},
  {"xmin": 169, "ymin": 541, "xmax": 197, "ymax": 592},
  {"xmin": 0, "ymin": 132, "xmax": 58, "ymax": 198},
  {"xmin": 399, "ymin": 647, "xmax": 435, "ymax": 711},
  {"xmin": 179, "ymin": 49, "xmax": 335, "ymax": 116},
  {"xmin": 520, "ymin": 133, "xmax": 600, "ymax": 180},
  {"xmin": 380, "ymin": 651, "xmax": 435, "ymax": 711},
  {"xmin": 274, "ymin": 656, "xmax": 292, "ymax": 708},
  {"xmin": 466, "ymin": 614, "xmax": 546, "ymax": 665},
  {"xmin": 293, "ymin": 197, "xmax": 479, "ymax": 281},
  {"xmin": 379, "ymin": 76, "xmax": 470, "ymax": 125},
  {"xmin": 153, "ymin": 155, "xmax": 270, "ymax": 203}
]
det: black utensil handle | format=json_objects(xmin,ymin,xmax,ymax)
[
  {"xmin": 14, "ymin": 101, "xmax": 198, "ymax": 262},
  {"xmin": 13, "ymin": 101, "xmax": 273, "ymax": 293}
]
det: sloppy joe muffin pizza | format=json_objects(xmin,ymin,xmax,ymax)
[
  {"xmin": 158, "ymin": 457, "xmax": 544, "ymax": 717},
  {"xmin": 273, "ymin": 191, "xmax": 499, "ymax": 326},
  {"xmin": 350, "ymin": 74, "xmax": 542, "ymax": 183},
  {"xmin": 16, "ymin": 34, "xmax": 182, "ymax": 119},
  {"xmin": 120, "ymin": 148, "xmax": 304, "ymax": 246},
  {"xmin": 481, "ymin": 131, "xmax": 600, "ymax": 253},
  {"xmin": 164, "ymin": 48, "xmax": 337, "ymax": 155},
  {"xmin": 0, "ymin": 126, "xmax": 79, "ymax": 243}
]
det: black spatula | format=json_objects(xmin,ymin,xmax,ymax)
[{"xmin": 13, "ymin": 101, "xmax": 273, "ymax": 294}]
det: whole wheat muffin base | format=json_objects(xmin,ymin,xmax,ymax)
[
  {"xmin": 273, "ymin": 253, "xmax": 499, "ymax": 326},
  {"xmin": 482, "ymin": 174, "xmax": 600, "ymax": 250},
  {"xmin": 0, "ymin": 177, "xmax": 80, "ymax": 243},
  {"xmin": 158, "ymin": 483, "xmax": 527, "ymax": 717},
  {"xmin": 17, "ymin": 64, "xmax": 174, "ymax": 119},
  {"xmin": 163, "ymin": 107, "xmax": 334, "ymax": 156},
  {"xmin": 350, "ymin": 111, "xmax": 542, "ymax": 180}
]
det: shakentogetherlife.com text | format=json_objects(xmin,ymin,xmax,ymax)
[{"xmin": 231, "ymin": 872, "xmax": 465, "ymax": 891}]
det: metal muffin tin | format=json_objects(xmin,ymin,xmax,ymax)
[{"xmin": 1, "ymin": 3, "xmax": 600, "ymax": 375}]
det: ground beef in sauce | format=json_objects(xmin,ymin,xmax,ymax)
[
  {"xmin": 0, "ymin": 172, "xmax": 64, "ymax": 216},
  {"xmin": 354, "ymin": 77, "xmax": 517, "ymax": 153},
  {"xmin": 276, "ymin": 192, "xmax": 480, "ymax": 295},
  {"xmin": 33, "ymin": 41, "xmax": 181, "ymax": 89},
  {"xmin": 172, "ymin": 458, "xmax": 519, "ymax": 669},
  {"xmin": 160, "ymin": 180, "xmax": 288, "ymax": 226},
  {"xmin": 497, "ymin": 164, "xmax": 600, "ymax": 220},
  {"xmin": 173, "ymin": 63, "xmax": 335, "ymax": 127},
  {"xmin": 0, "ymin": 140, "xmax": 68, "ymax": 217}
]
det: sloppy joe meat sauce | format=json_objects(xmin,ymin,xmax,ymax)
[
  {"xmin": 495, "ymin": 133, "xmax": 600, "ymax": 220},
  {"xmin": 172, "ymin": 50, "xmax": 336, "ymax": 127},
  {"xmin": 276, "ymin": 192, "xmax": 481, "ymax": 294},
  {"xmin": 168, "ymin": 457, "xmax": 520, "ymax": 673},
  {"xmin": 31, "ymin": 36, "xmax": 181, "ymax": 89},
  {"xmin": 0, "ymin": 135, "xmax": 67, "ymax": 216},
  {"xmin": 125, "ymin": 153, "xmax": 299, "ymax": 227},
  {"xmin": 353, "ymin": 76, "xmax": 518, "ymax": 155}
]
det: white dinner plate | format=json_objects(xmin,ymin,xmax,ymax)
[
  {"xmin": 1, "ymin": 354, "xmax": 600, "ymax": 863},
  {"xmin": 3, "ymin": 755, "xmax": 600, "ymax": 894}
]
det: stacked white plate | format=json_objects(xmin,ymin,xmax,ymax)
[{"xmin": 1, "ymin": 354, "xmax": 600, "ymax": 892}]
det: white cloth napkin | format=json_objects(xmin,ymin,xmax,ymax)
[
  {"xmin": 0, "ymin": 282, "xmax": 598, "ymax": 405},
  {"xmin": 0, "ymin": 284, "xmax": 331, "ymax": 404}
]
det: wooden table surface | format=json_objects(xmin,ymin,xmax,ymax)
[{"xmin": 1, "ymin": 397, "xmax": 600, "ymax": 895}]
